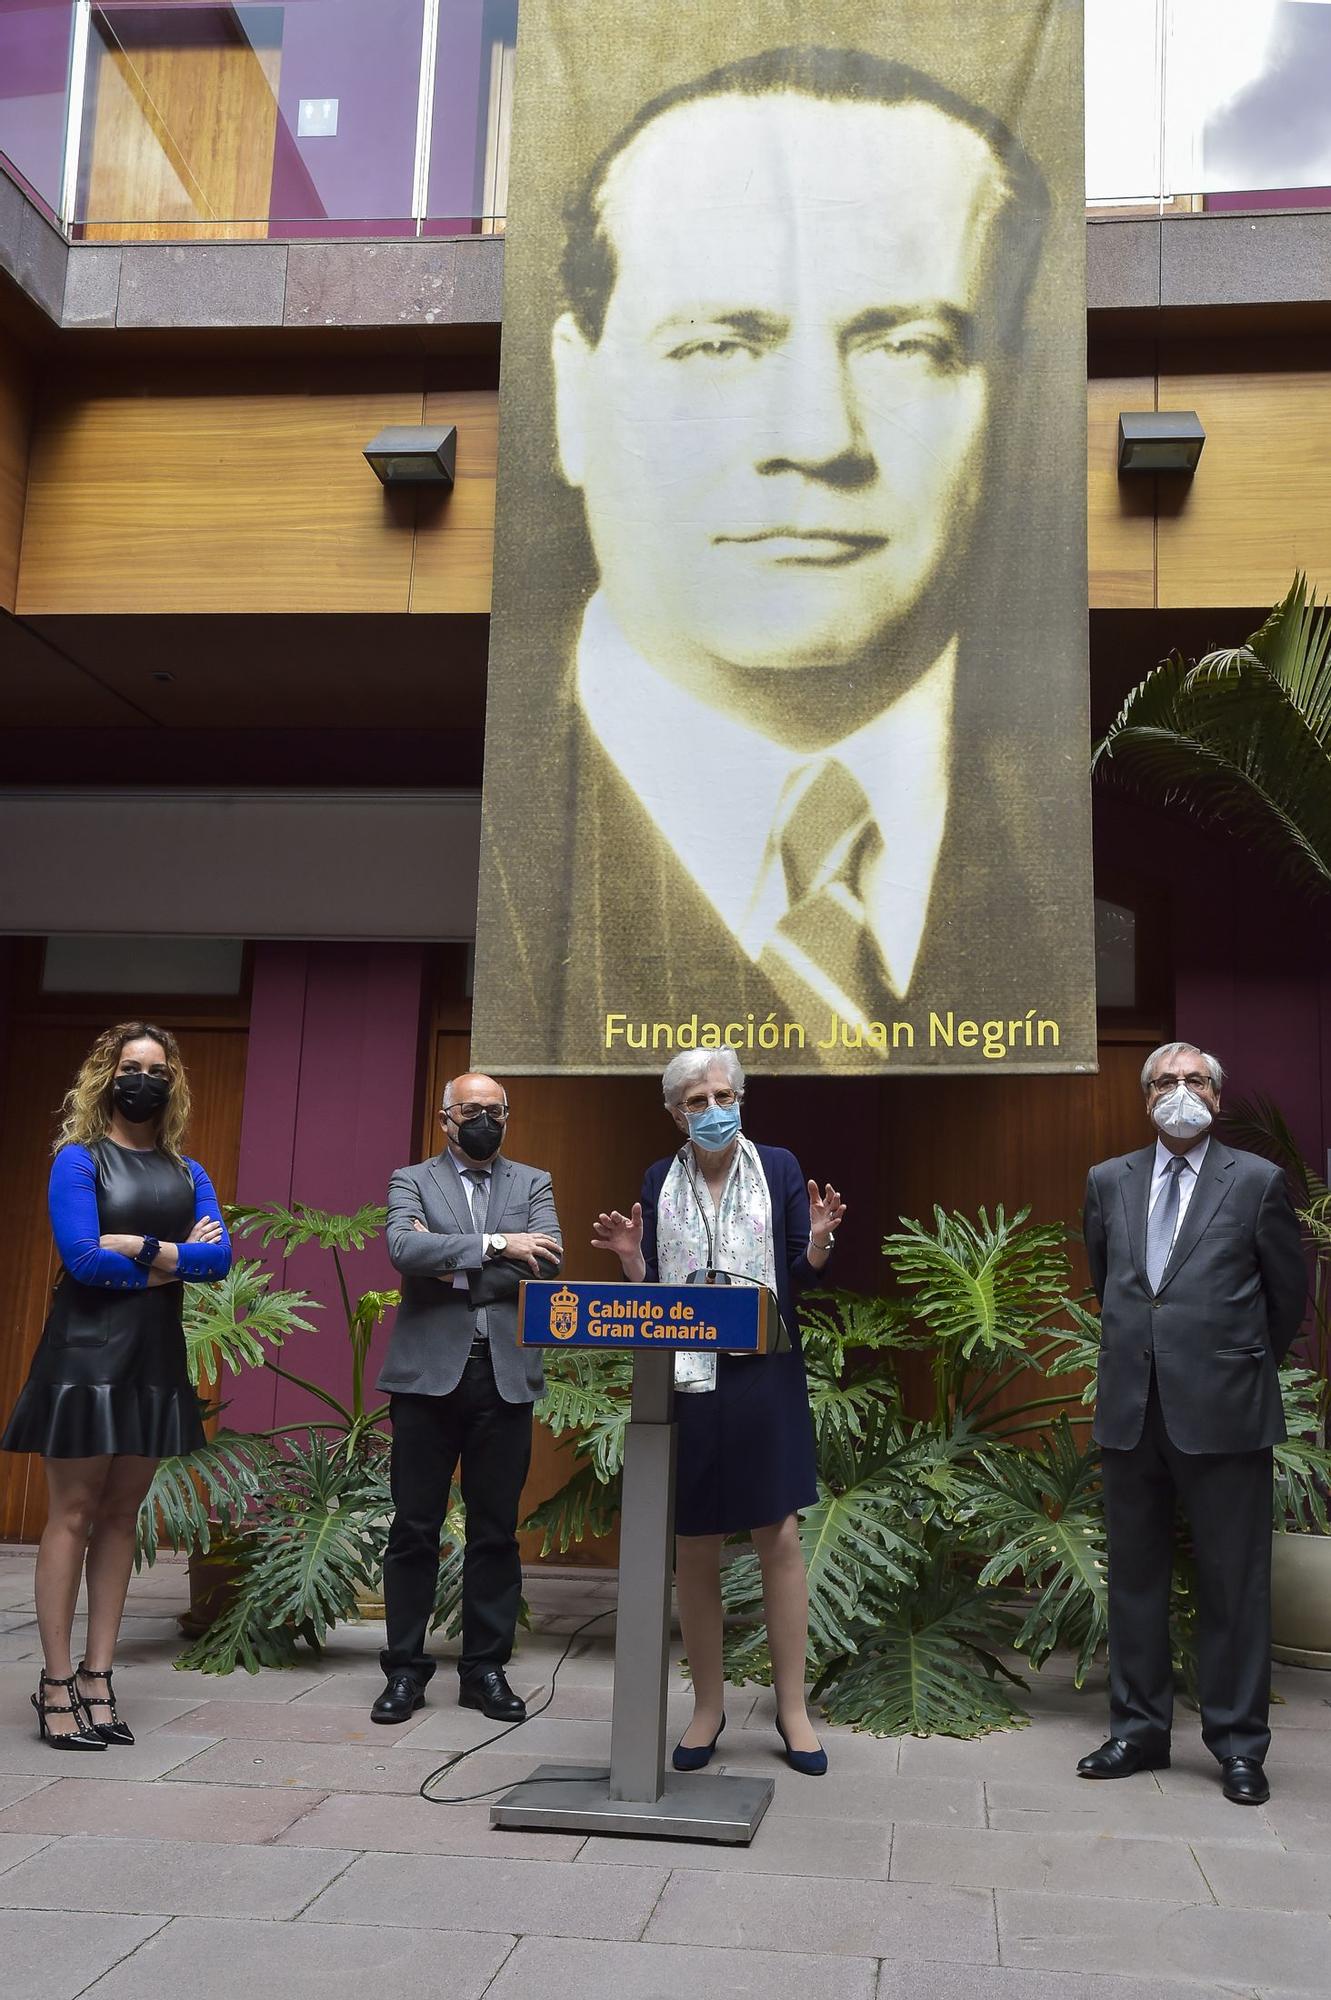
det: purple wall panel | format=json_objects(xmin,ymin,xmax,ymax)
[
  {"xmin": 0, "ymin": 2, "xmax": 74, "ymax": 215},
  {"xmin": 266, "ymin": 0, "xmax": 423, "ymax": 226},
  {"xmin": 229, "ymin": 940, "xmax": 427, "ymax": 1434},
  {"xmin": 426, "ymin": 0, "xmax": 486, "ymax": 227}
]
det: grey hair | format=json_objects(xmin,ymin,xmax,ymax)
[
  {"xmin": 661, "ymin": 1047, "xmax": 745, "ymax": 1108},
  {"xmin": 1140, "ymin": 1042, "xmax": 1225, "ymax": 1094}
]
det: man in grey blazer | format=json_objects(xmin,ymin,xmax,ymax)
[
  {"xmin": 1079, "ymin": 1040, "xmax": 1306, "ymax": 1804},
  {"xmin": 370, "ymin": 1072, "xmax": 561, "ymax": 1725}
]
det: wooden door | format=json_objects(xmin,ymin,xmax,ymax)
[
  {"xmin": 0, "ymin": 957, "xmax": 249, "ymax": 1542},
  {"xmin": 81, "ymin": 8, "xmax": 282, "ymax": 242}
]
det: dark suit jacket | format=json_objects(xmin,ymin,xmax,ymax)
[
  {"xmin": 476, "ymin": 691, "xmax": 1091, "ymax": 1072},
  {"xmin": 1084, "ymin": 1141, "xmax": 1306, "ymax": 1454},
  {"xmin": 638, "ymin": 1142, "xmax": 817, "ymax": 1344},
  {"xmin": 378, "ymin": 1151, "xmax": 561, "ymax": 1404}
]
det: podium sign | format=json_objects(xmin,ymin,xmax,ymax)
[
  {"xmin": 519, "ymin": 1279, "xmax": 784, "ymax": 1354},
  {"xmin": 491, "ymin": 1282, "xmax": 776, "ymax": 1844}
]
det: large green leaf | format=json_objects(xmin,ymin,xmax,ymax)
[
  {"xmin": 229, "ymin": 1201, "xmax": 388, "ymax": 1254},
  {"xmin": 538, "ymin": 1351, "xmax": 633, "ymax": 1480},
  {"xmin": 1094, "ymin": 575, "xmax": 1331, "ymax": 901},
  {"xmin": 885, "ymin": 1208, "xmax": 1074, "ymax": 1365},
  {"xmin": 1275, "ymin": 1365, "xmax": 1331, "ymax": 1531},
  {"xmin": 522, "ymin": 1462, "xmax": 623, "ymax": 1556},
  {"xmin": 964, "ymin": 1419, "xmax": 1109, "ymax": 1683},
  {"xmin": 136, "ymin": 1430, "xmax": 272, "ymax": 1566},
  {"xmin": 817, "ymin": 1544, "xmax": 1027, "ymax": 1738},
  {"xmin": 181, "ymin": 1260, "xmax": 319, "ymax": 1386}
]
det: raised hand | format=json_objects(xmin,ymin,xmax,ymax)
[
  {"xmin": 807, "ymin": 1181, "xmax": 846, "ymax": 1249},
  {"xmin": 591, "ymin": 1203, "xmax": 643, "ymax": 1262}
]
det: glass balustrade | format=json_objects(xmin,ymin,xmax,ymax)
[{"xmin": 1, "ymin": 0, "xmax": 1327, "ymax": 245}]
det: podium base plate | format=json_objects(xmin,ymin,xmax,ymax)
[{"xmin": 489, "ymin": 1763, "xmax": 774, "ymax": 1843}]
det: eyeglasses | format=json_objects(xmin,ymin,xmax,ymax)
[
  {"xmin": 1148, "ymin": 1074, "xmax": 1212, "ymax": 1095},
  {"xmin": 447, "ymin": 1102, "xmax": 509, "ymax": 1123},
  {"xmin": 680, "ymin": 1088, "xmax": 739, "ymax": 1113}
]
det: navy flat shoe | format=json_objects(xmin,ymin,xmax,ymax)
[
  {"xmin": 672, "ymin": 1714, "xmax": 725, "ymax": 1771},
  {"xmin": 776, "ymin": 1716, "xmax": 828, "ymax": 1777}
]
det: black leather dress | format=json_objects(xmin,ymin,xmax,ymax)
[{"xmin": 1, "ymin": 1139, "xmax": 207, "ymax": 1459}]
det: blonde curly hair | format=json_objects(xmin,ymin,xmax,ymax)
[{"xmin": 55, "ymin": 1021, "xmax": 193, "ymax": 1168}]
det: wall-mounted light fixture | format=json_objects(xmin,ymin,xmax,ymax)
[
  {"xmin": 1117, "ymin": 410, "xmax": 1205, "ymax": 475},
  {"xmin": 363, "ymin": 425, "xmax": 457, "ymax": 487}
]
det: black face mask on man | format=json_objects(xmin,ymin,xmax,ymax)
[
  {"xmin": 113, "ymin": 1072, "xmax": 172, "ymax": 1124},
  {"xmin": 453, "ymin": 1111, "xmax": 505, "ymax": 1161}
]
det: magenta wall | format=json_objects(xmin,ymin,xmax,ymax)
[{"xmin": 227, "ymin": 940, "xmax": 428, "ymax": 1433}]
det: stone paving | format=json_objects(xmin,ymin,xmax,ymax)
[{"xmin": 0, "ymin": 1546, "xmax": 1327, "ymax": 1999}]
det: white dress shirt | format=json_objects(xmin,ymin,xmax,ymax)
[
  {"xmin": 576, "ymin": 592, "xmax": 954, "ymax": 1002},
  {"xmin": 1149, "ymin": 1133, "xmax": 1211, "ymax": 1255}
]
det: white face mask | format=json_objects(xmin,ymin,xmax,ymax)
[{"xmin": 1151, "ymin": 1082, "xmax": 1213, "ymax": 1141}]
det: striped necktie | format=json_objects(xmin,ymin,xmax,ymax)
[{"xmin": 762, "ymin": 759, "xmax": 890, "ymax": 1021}]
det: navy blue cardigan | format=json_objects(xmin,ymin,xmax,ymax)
[{"xmin": 639, "ymin": 1142, "xmax": 816, "ymax": 1344}]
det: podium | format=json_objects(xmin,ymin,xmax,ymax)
[{"xmin": 489, "ymin": 1279, "xmax": 781, "ymax": 1843}]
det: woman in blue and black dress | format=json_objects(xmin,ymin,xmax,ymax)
[
  {"xmin": 1, "ymin": 1022, "xmax": 231, "ymax": 1749},
  {"xmin": 592, "ymin": 1048, "xmax": 846, "ymax": 1776}
]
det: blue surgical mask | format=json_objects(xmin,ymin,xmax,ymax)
[{"xmin": 687, "ymin": 1102, "xmax": 741, "ymax": 1151}]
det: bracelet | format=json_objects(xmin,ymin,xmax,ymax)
[{"xmin": 809, "ymin": 1232, "xmax": 834, "ymax": 1253}]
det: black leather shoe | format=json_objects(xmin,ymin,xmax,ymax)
[
  {"xmin": 1077, "ymin": 1737, "xmax": 1170, "ymax": 1779},
  {"xmin": 371, "ymin": 1671, "xmax": 425, "ymax": 1725},
  {"xmin": 1221, "ymin": 1756, "xmax": 1270, "ymax": 1805},
  {"xmin": 459, "ymin": 1668, "xmax": 526, "ymax": 1721}
]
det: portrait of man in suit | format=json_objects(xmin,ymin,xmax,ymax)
[{"xmin": 473, "ymin": 13, "xmax": 1094, "ymax": 1073}]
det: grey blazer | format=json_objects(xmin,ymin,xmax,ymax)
[
  {"xmin": 376, "ymin": 1151, "xmax": 561, "ymax": 1404},
  {"xmin": 1084, "ymin": 1141, "xmax": 1306, "ymax": 1454}
]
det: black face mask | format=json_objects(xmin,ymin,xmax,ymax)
[
  {"xmin": 453, "ymin": 1111, "xmax": 504, "ymax": 1161},
  {"xmin": 113, "ymin": 1072, "xmax": 172, "ymax": 1124}
]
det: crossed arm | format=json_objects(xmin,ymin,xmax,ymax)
[
  {"xmin": 51, "ymin": 1147, "xmax": 231, "ymax": 1290},
  {"xmin": 385, "ymin": 1167, "xmax": 562, "ymax": 1291}
]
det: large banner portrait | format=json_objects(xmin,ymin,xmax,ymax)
[{"xmin": 472, "ymin": 0, "xmax": 1095, "ymax": 1075}]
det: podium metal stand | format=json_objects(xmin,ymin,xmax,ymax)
[{"xmin": 490, "ymin": 1282, "xmax": 777, "ymax": 1843}]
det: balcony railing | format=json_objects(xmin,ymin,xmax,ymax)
[{"xmin": 0, "ymin": 0, "xmax": 1327, "ymax": 245}]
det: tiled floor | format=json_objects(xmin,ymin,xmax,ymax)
[{"xmin": 0, "ymin": 1548, "xmax": 1327, "ymax": 1999}]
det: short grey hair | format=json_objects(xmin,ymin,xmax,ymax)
[
  {"xmin": 661, "ymin": 1047, "xmax": 745, "ymax": 1108},
  {"xmin": 1140, "ymin": 1042, "xmax": 1224, "ymax": 1094}
]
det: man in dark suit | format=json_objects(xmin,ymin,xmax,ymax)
[
  {"xmin": 370, "ymin": 1073, "xmax": 561, "ymax": 1725},
  {"xmin": 1080, "ymin": 1040, "xmax": 1306, "ymax": 1804},
  {"xmin": 473, "ymin": 44, "xmax": 1096, "ymax": 1072}
]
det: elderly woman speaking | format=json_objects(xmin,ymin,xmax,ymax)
[{"xmin": 592, "ymin": 1049, "xmax": 845, "ymax": 1776}]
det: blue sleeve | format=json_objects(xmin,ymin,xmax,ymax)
[
  {"xmin": 176, "ymin": 1161, "xmax": 232, "ymax": 1281},
  {"xmin": 49, "ymin": 1145, "xmax": 149, "ymax": 1290}
]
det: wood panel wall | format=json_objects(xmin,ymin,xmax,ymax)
[
  {"xmin": 82, "ymin": 29, "xmax": 282, "ymax": 242},
  {"xmin": 0, "ymin": 969, "xmax": 249, "ymax": 1544},
  {"xmin": 14, "ymin": 348, "xmax": 1331, "ymax": 619},
  {"xmin": 0, "ymin": 328, "xmax": 34, "ymax": 615}
]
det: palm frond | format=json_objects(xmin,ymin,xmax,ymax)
[
  {"xmin": 963, "ymin": 1419, "xmax": 1108, "ymax": 1683},
  {"xmin": 181, "ymin": 1260, "xmax": 319, "ymax": 1385},
  {"xmin": 885, "ymin": 1208, "xmax": 1073, "ymax": 1362},
  {"xmin": 816, "ymin": 1542, "xmax": 1027, "ymax": 1738},
  {"xmin": 1222, "ymin": 1095, "xmax": 1324, "ymax": 1207},
  {"xmin": 1094, "ymin": 576, "xmax": 1331, "ymax": 901}
]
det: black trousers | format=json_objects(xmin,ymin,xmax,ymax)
[
  {"xmin": 380, "ymin": 1349, "xmax": 533, "ymax": 1687},
  {"xmin": 1101, "ymin": 1374, "xmax": 1273, "ymax": 1764}
]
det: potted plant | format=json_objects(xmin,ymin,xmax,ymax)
[{"xmin": 137, "ymin": 1201, "xmax": 467, "ymax": 1673}]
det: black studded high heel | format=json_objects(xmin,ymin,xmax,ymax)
[
  {"xmin": 32, "ymin": 1671, "xmax": 107, "ymax": 1752},
  {"xmin": 76, "ymin": 1663, "xmax": 135, "ymax": 1745}
]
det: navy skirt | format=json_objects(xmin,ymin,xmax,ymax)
[{"xmin": 674, "ymin": 1344, "xmax": 818, "ymax": 1536}]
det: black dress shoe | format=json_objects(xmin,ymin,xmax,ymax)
[
  {"xmin": 371, "ymin": 1671, "xmax": 425, "ymax": 1725},
  {"xmin": 1221, "ymin": 1756, "xmax": 1270, "ymax": 1805},
  {"xmin": 459, "ymin": 1668, "xmax": 526, "ymax": 1721},
  {"xmin": 1077, "ymin": 1737, "xmax": 1170, "ymax": 1779}
]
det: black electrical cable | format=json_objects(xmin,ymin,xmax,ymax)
[{"xmin": 418, "ymin": 1604, "xmax": 619, "ymax": 1804}]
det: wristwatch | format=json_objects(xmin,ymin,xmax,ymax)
[
  {"xmin": 135, "ymin": 1235, "xmax": 161, "ymax": 1268},
  {"xmin": 488, "ymin": 1235, "xmax": 508, "ymax": 1258},
  {"xmin": 811, "ymin": 1232, "xmax": 835, "ymax": 1252}
]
